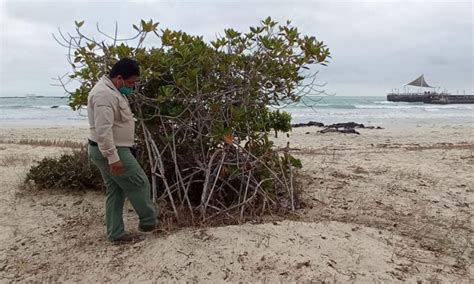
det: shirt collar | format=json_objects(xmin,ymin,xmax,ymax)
[
  {"xmin": 101, "ymin": 75, "xmax": 129, "ymax": 102},
  {"xmin": 101, "ymin": 75, "xmax": 119, "ymax": 93}
]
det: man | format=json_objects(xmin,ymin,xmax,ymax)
[{"xmin": 87, "ymin": 58, "xmax": 158, "ymax": 244}]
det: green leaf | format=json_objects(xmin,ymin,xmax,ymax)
[
  {"xmin": 75, "ymin": 20, "xmax": 84, "ymax": 28},
  {"xmin": 263, "ymin": 16, "xmax": 272, "ymax": 25},
  {"xmin": 224, "ymin": 28, "xmax": 240, "ymax": 39},
  {"xmin": 86, "ymin": 43, "xmax": 96, "ymax": 50},
  {"xmin": 286, "ymin": 156, "xmax": 302, "ymax": 169},
  {"xmin": 210, "ymin": 40, "xmax": 220, "ymax": 49},
  {"xmin": 160, "ymin": 86, "xmax": 174, "ymax": 97}
]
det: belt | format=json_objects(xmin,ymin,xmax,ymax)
[
  {"xmin": 88, "ymin": 139, "xmax": 137, "ymax": 158},
  {"xmin": 88, "ymin": 139, "xmax": 98, "ymax": 146}
]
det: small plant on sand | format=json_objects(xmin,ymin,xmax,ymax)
[{"xmin": 25, "ymin": 147, "xmax": 102, "ymax": 191}]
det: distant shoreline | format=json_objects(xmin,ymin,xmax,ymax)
[{"xmin": 0, "ymin": 96, "xmax": 69, "ymax": 99}]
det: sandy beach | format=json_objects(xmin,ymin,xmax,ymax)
[{"xmin": 0, "ymin": 122, "xmax": 472, "ymax": 282}]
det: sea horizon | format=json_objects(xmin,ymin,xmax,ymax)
[{"xmin": 1, "ymin": 95, "xmax": 473, "ymax": 128}]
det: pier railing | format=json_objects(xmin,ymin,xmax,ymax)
[{"xmin": 387, "ymin": 93, "xmax": 474, "ymax": 104}]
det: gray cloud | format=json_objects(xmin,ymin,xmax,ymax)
[{"xmin": 0, "ymin": 0, "xmax": 472, "ymax": 97}]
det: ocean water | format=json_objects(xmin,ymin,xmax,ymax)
[
  {"xmin": 284, "ymin": 95, "xmax": 474, "ymax": 125},
  {"xmin": 0, "ymin": 96, "xmax": 472, "ymax": 127},
  {"xmin": 0, "ymin": 96, "xmax": 88, "ymax": 127}
]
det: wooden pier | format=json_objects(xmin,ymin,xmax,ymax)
[
  {"xmin": 388, "ymin": 75, "xmax": 474, "ymax": 104},
  {"xmin": 387, "ymin": 93, "xmax": 474, "ymax": 104}
]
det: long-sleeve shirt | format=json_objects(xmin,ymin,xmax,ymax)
[{"xmin": 87, "ymin": 76, "xmax": 135, "ymax": 164}]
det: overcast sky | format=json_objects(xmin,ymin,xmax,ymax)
[{"xmin": 0, "ymin": 0, "xmax": 472, "ymax": 97}]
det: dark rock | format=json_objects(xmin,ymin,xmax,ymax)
[
  {"xmin": 292, "ymin": 121, "xmax": 324, "ymax": 128},
  {"xmin": 318, "ymin": 128, "xmax": 360, "ymax": 135},
  {"xmin": 326, "ymin": 122, "xmax": 365, "ymax": 129}
]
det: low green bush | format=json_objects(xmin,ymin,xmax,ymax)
[{"xmin": 25, "ymin": 147, "xmax": 102, "ymax": 191}]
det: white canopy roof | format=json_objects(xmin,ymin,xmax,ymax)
[{"xmin": 403, "ymin": 74, "xmax": 434, "ymax": 88}]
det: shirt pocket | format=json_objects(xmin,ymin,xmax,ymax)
[{"xmin": 118, "ymin": 100, "xmax": 133, "ymax": 122}]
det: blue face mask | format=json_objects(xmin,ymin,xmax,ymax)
[
  {"xmin": 118, "ymin": 86, "xmax": 134, "ymax": 95},
  {"xmin": 118, "ymin": 78, "xmax": 134, "ymax": 95}
]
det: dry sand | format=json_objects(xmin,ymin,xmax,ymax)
[{"xmin": 0, "ymin": 122, "xmax": 472, "ymax": 282}]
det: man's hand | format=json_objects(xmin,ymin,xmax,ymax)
[{"xmin": 109, "ymin": 160, "xmax": 124, "ymax": 176}]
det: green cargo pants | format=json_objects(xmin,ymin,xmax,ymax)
[{"xmin": 88, "ymin": 145, "xmax": 157, "ymax": 241}]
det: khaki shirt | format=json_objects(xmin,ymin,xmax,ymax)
[{"xmin": 87, "ymin": 76, "xmax": 135, "ymax": 164}]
